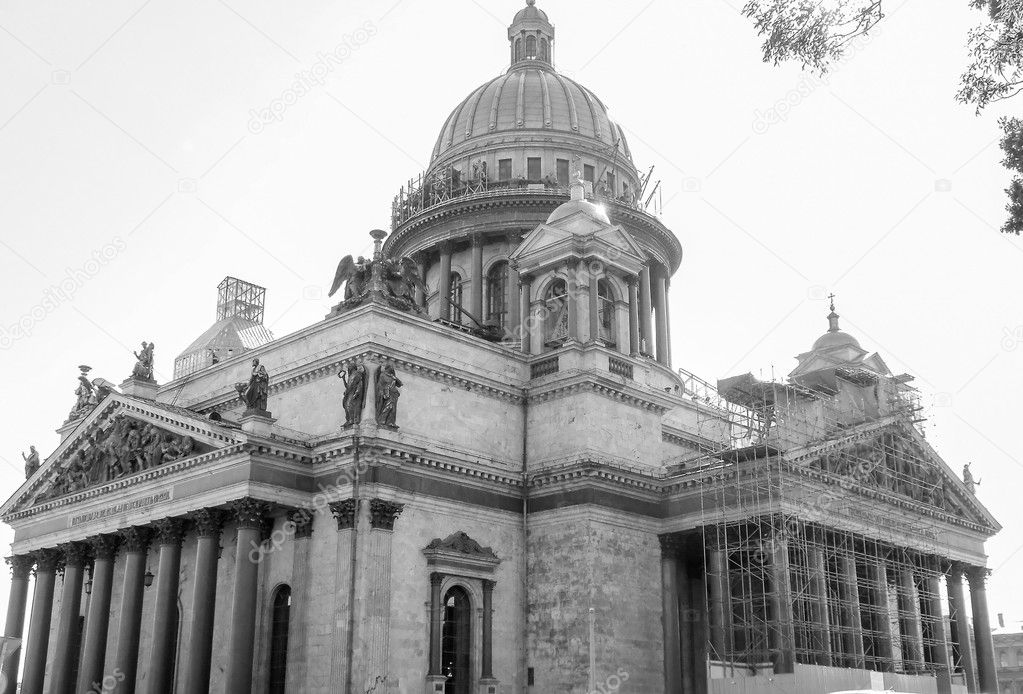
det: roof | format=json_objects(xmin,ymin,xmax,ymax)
[{"xmin": 430, "ymin": 67, "xmax": 632, "ymax": 167}]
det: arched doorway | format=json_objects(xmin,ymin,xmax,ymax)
[{"xmin": 442, "ymin": 586, "xmax": 472, "ymax": 694}]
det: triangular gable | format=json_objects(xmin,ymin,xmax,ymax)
[
  {"xmin": 1, "ymin": 394, "xmax": 242, "ymax": 516},
  {"xmin": 510, "ymin": 224, "xmax": 575, "ymax": 262},
  {"xmin": 792, "ymin": 418, "xmax": 998, "ymax": 532},
  {"xmin": 593, "ymin": 225, "xmax": 646, "ymax": 260}
]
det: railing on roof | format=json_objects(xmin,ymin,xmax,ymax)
[{"xmin": 391, "ymin": 172, "xmax": 649, "ymax": 229}]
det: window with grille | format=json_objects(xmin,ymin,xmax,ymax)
[
  {"xmin": 545, "ymin": 279, "xmax": 569, "ymax": 347},
  {"xmin": 525, "ymin": 35, "xmax": 537, "ymax": 59},
  {"xmin": 598, "ymin": 279, "xmax": 615, "ymax": 345},
  {"xmin": 450, "ymin": 273, "xmax": 464, "ymax": 324},
  {"xmin": 442, "ymin": 587, "xmax": 472, "ymax": 694},
  {"xmin": 487, "ymin": 262, "xmax": 509, "ymax": 328},
  {"xmin": 268, "ymin": 585, "xmax": 291, "ymax": 694}
]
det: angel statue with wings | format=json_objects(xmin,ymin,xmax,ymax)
[{"xmin": 328, "ymin": 252, "xmax": 427, "ymax": 312}]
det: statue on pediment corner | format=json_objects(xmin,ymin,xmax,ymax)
[
  {"xmin": 339, "ymin": 363, "xmax": 367, "ymax": 426},
  {"xmin": 130, "ymin": 341, "xmax": 156, "ymax": 382},
  {"xmin": 963, "ymin": 462, "xmax": 980, "ymax": 495},
  {"xmin": 69, "ymin": 367, "xmax": 97, "ymax": 420},
  {"xmin": 22, "ymin": 445, "xmax": 39, "ymax": 478}
]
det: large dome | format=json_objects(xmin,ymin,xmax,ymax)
[{"xmin": 430, "ymin": 65, "xmax": 633, "ymax": 166}]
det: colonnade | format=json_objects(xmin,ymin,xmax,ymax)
[
  {"xmin": 430, "ymin": 239, "xmax": 673, "ymax": 366},
  {"xmin": 2, "ymin": 498, "xmax": 279, "ymax": 694},
  {"xmin": 660, "ymin": 536, "xmax": 1001, "ymax": 694}
]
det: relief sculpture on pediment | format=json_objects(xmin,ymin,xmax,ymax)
[
  {"xmin": 810, "ymin": 430, "xmax": 964, "ymax": 518},
  {"xmin": 38, "ymin": 416, "xmax": 208, "ymax": 502}
]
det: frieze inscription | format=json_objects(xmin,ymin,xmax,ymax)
[{"xmin": 69, "ymin": 490, "xmax": 171, "ymax": 528}]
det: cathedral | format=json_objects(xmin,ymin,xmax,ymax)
[{"xmin": 0, "ymin": 2, "xmax": 1002, "ymax": 694}]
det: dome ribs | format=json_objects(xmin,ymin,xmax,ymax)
[
  {"xmin": 538, "ymin": 69, "xmax": 553, "ymax": 128},
  {"xmin": 488, "ymin": 72, "xmax": 514, "ymax": 131},
  {"xmin": 463, "ymin": 82, "xmax": 489, "ymax": 141},
  {"xmin": 516, "ymin": 71, "xmax": 527, "ymax": 127},
  {"xmin": 550, "ymin": 72, "xmax": 579, "ymax": 132}
]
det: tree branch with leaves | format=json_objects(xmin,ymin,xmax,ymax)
[{"xmin": 744, "ymin": 0, "xmax": 1023, "ymax": 233}]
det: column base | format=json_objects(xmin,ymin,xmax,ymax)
[
  {"xmin": 425, "ymin": 675, "xmax": 447, "ymax": 694},
  {"xmin": 478, "ymin": 678, "xmax": 500, "ymax": 694}
]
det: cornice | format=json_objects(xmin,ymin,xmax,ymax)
[{"xmin": 527, "ymin": 374, "xmax": 670, "ymax": 413}]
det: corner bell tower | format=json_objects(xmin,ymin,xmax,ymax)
[{"xmin": 509, "ymin": 0, "xmax": 555, "ymax": 66}]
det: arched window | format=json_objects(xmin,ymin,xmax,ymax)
[
  {"xmin": 268, "ymin": 585, "xmax": 291, "ymax": 694},
  {"xmin": 486, "ymin": 262, "xmax": 509, "ymax": 328},
  {"xmin": 597, "ymin": 279, "xmax": 615, "ymax": 345},
  {"xmin": 540, "ymin": 38, "xmax": 550, "ymax": 62},
  {"xmin": 525, "ymin": 35, "xmax": 537, "ymax": 59},
  {"xmin": 449, "ymin": 273, "xmax": 464, "ymax": 325},
  {"xmin": 514, "ymin": 38, "xmax": 522, "ymax": 62},
  {"xmin": 544, "ymin": 279, "xmax": 569, "ymax": 347},
  {"xmin": 442, "ymin": 586, "xmax": 472, "ymax": 694}
]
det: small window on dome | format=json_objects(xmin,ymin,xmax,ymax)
[
  {"xmin": 583, "ymin": 165, "xmax": 595, "ymax": 183},
  {"xmin": 498, "ymin": 159, "xmax": 512, "ymax": 182},
  {"xmin": 540, "ymin": 38, "xmax": 550, "ymax": 62},
  {"xmin": 557, "ymin": 159, "xmax": 569, "ymax": 186},
  {"xmin": 526, "ymin": 35, "xmax": 537, "ymax": 59},
  {"xmin": 515, "ymin": 38, "xmax": 523, "ymax": 62},
  {"xmin": 527, "ymin": 158, "xmax": 541, "ymax": 181}
]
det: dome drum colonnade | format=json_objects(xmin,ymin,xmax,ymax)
[
  {"xmin": 1, "ymin": 499, "xmax": 318, "ymax": 694},
  {"xmin": 384, "ymin": 0, "xmax": 681, "ymax": 367}
]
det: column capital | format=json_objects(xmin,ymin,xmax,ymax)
[
  {"xmin": 438, "ymin": 240, "xmax": 453, "ymax": 254},
  {"xmin": 188, "ymin": 507, "xmax": 227, "ymax": 538},
  {"xmin": 430, "ymin": 571, "xmax": 445, "ymax": 587},
  {"xmin": 58, "ymin": 541, "xmax": 90, "ymax": 567},
  {"xmin": 85, "ymin": 534, "xmax": 120, "ymax": 560},
  {"xmin": 229, "ymin": 497, "xmax": 272, "ymax": 530},
  {"xmin": 119, "ymin": 526, "xmax": 153, "ymax": 553},
  {"xmin": 6, "ymin": 554, "xmax": 34, "ymax": 579},
  {"xmin": 328, "ymin": 499, "xmax": 359, "ymax": 530},
  {"xmin": 470, "ymin": 231, "xmax": 485, "ymax": 247},
  {"xmin": 32, "ymin": 548, "xmax": 61, "ymax": 572},
  {"xmin": 369, "ymin": 499, "xmax": 404, "ymax": 530},
  {"xmin": 966, "ymin": 565, "xmax": 990, "ymax": 585},
  {"xmin": 152, "ymin": 517, "xmax": 187, "ymax": 546},
  {"xmin": 481, "ymin": 578, "xmax": 496, "ymax": 593},
  {"xmin": 289, "ymin": 509, "xmax": 315, "ymax": 539}
]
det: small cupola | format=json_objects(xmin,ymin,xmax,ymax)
[{"xmin": 508, "ymin": 0, "xmax": 555, "ymax": 67}]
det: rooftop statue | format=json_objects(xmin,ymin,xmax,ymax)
[
  {"xmin": 963, "ymin": 462, "xmax": 980, "ymax": 495},
  {"xmin": 68, "ymin": 365, "xmax": 98, "ymax": 421},
  {"xmin": 338, "ymin": 363, "xmax": 367, "ymax": 426},
  {"xmin": 237, "ymin": 358, "xmax": 271, "ymax": 415},
  {"xmin": 22, "ymin": 445, "xmax": 39, "ymax": 478},
  {"xmin": 375, "ymin": 364, "xmax": 402, "ymax": 428},
  {"xmin": 130, "ymin": 341, "xmax": 156, "ymax": 382},
  {"xmin": 327, "ymin": 231, "xmax": 428, "ymax": 315}
]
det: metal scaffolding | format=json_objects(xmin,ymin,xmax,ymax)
[{"xmin": 682, "ymin": 367, "xmax": 955, "ymax": 678}]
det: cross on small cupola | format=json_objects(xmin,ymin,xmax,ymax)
[
  {"xmin": 827, "ymin": 293, "xmax": 841, "ymax": 333},
  {"xmin": 508, "ymin": 0, "xmax": 555, "ymax": 67}
]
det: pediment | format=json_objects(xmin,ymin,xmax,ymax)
[
  {"xmin": 796, "ymin": 421, "xmax": 998, "ymax": 532},
  {"xmin": 423, "ymin": 531, "xmax": 501, "ymax": 575},
  {"xmin": 2, "ymin": 395, "xmax": 241, "ymax": 516},
  {"xmin": 512, "ymin": 220, "xmax": 646, "ymax": 276}
]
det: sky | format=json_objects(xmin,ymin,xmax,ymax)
[{"xmin": 1, "ymin": 0, "xmax": 1022, "ymax": 633}]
